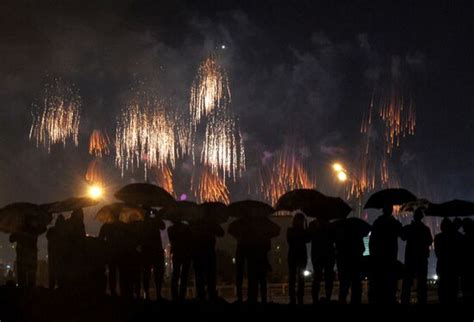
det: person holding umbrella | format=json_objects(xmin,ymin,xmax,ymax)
[
  {"xmin": 286, "ymin": 212, "xmax": 309, "ymax": 305},
  {"xmin": 434, "ymin": 218, "xmax": 463, "ymax": 304},
  {"xmin": 9, "ymin": 229, "xmax": 39, "ymax": 287},
  {"xmin": 308, "ymin": 217, "xmax": 335, "ymax": 304},
  {"xmin": 334, "ymin": 217, "xmax": 371, "ymax": 304},
  {"xmin": 400, "ymin": 208, "xmax": 433, "ymax": 305},
  {"xmin": 168, "ymin": 219, "xmax": 192, "ymax": 302},
  {"xmin": 365, "ymin": 189, "xmax": 415, "ymax": 303},
  {"xmin": 46, "ymin": 214, "xmax": 66, "ymax": 289}
]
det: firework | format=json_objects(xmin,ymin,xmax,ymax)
[
  {"xmin": 201, "ymin": 109, "xmax": 246, "ymax": 181},
  {"xmin": 89, "ymin": 129, "xmax": 110, "ymax": 157},
  {"xmin": 154, "ymin": 165, "xmax": 175, "ymax": 197},
  {"xmin": 192, "ymin": 167, "xmax": 230, "ymax": 204},
  {"xmin": 85, "ymin": 158, "xmax": 104, "ymax": 186},
  {"xmin": 189, "ymin": 56, "xmax": 231, "ymax": 127},
  {"xmin": 115, "ymin": 97, "xmax": 177, "ymax": 177},
  {"xmin": 258, "ymin": 146, "xmax": 315, "ymax": 206},
  {"xmin": 29, "ymin": 77, "xmax": 81, "ymax": 151}
]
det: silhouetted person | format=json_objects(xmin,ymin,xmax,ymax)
[
  {"xmin": 308, "ymin": 218, "xmax": 335, "ymax": 303},
  {"xmin": 9, "ymin": 231, "xmax": 38, "ymax": 287},
  {"xmin": 369, "ymin": 205, "xmax": 402, "ymax": 304},
  {"xmin": 82, "ymin": 236, "xmax": 107, "ymax": 295},
  {"xmin": 228, "ymin": 218, "xmax": 251, "ymax": 303},
  {"xmin": 116, "ymin": 221, "xmax": 139, "ymax": 299},
  {"xmin": 334, "ymin": 219, "xmax": 370, "ymax": 304},
  {"xmin": 435, "ymin": 218, "xmax": 463, "ymax": 304},
  {"xmin": 400, "ymin": 209, "xmax": 433, "ymax": 304},
  {"xmin": 461, "ymin": 218, "xmax": 474, "ymax": 304},
  {"xmin": 139, "ymin": 211, "xmax": 165, "ymax": 300},
  {"xmin": 98, "ymin": 213, "xmax": 122, "ymax": 296},
  {"xmin": 246, "ymin": 216, "xmax": 280, "ymax": 304},
  {"xmin": 287, "ymin": 213, "xmax": 309, "ymax": 305},
  {"xmin": 63, "ymin": 209, "xmax": 86, "ymax": 289},
  {"xmin": 168, "ymin": 221, "xmax": 192, "ymax": 302},
  {"xmin": 46, "ymin": 214, "xmax": 65, "ymax": 289},
  {"xmin": 191, "ymin": 220, "xmax": 225, "ymax": 302}
]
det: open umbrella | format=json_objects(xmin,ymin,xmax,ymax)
[
  {"xmin": 0, "ymin": 203, "xmax": 52, "ymax": 234},
  {"xmin": 228, "ymin": 200, "xmax": 275, "ymax": 218},
  {"xmin": 158, "ymin": 201, "xmax": 201, "ymax": 222},
  {"xmin": 47, "ymin": 197, "xmax": 99, "ymax": 213},
  {"xmin": 400, "ymin": 199, "xmax": 430, "ymax": 212},
  {"xmin": 364, "ymin": 188, "xmax": 417, "ymax": 209},
  {"xmin": 95, "ymin": 203, "xmax": 145, "ymax": 223},
  {"xmin": 425, "ymin": 199, "xmax": 474, "ymax": 217},
  {"xmin": 115, "ymin": 183, "xmax": 175, "ymax": 207},
  {"xmin": 275, "ymin": 189, "xmax": 327, "ymax": 211},
  {"xmin": 303, "ymin": 196, "xmax": 352, "ymax": 221},
  {"xmin": 199, "ymin": 202, "xmax": 229, "ymax": 224}
]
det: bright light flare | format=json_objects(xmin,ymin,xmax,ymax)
[
  {"xmin": 88, "ymin": 185, "xmax": 103, "ymax": 200},
  {"xmin": 333, "ymin": 163, "xmax": 343, "ymax": 172},
  {"xmin": 337, "ymin": 171, "xmax": 348, "ymax": 182}
]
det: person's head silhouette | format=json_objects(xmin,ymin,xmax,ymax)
[
  {"xmin": 292, "ymin": 212, "xmax": 306, "ymax": 229},
  {"xmin": 382, "ymin": 205, "xmax": 393, "ymax": 216},
  {"xmin": 414, "ymin": 208, "xmax": 424, "ymax": 222}
]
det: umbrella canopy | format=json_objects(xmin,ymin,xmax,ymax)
[
  {"xmin": 199, "ymin": 202, "xmax": 229, "ymax": 224},
  {"xmin": 0, "ymin": 203, "xmax": 52, "ymax": 234},
  {"xmin": 158, "ymin": 201, "xmax": 201, "ymax": 222},
  {"xmin": 303, "ymin": 196, "xmax": 352, "ymax": 221},
  {"xmin": 425, "ymin": 199, "xmax": 474, "ymax": 217},
  {"xmin": 228, "ymin": 200, "xmax": 275, "ymax": 218},
  {"xmin": 275, "ymin": 189, "xmax": 327, "ymax": 211},
  {"xmin": 114, "ymin": 183, "xmax": 175, "ymax": 207},
  {"xmin": 400, "ymin": 199, "xmax": 430, "ymax": 212},
  {"xmin": 364, "ymin": 188, "xmax": 417, "ymax": 209},
  {"xmin": 95, "ymin": 203, "xmax": 145, "ymax": 223},
  {"xmin": 47, "ymin": 197, "xmax": 99, "ymax": 213}
]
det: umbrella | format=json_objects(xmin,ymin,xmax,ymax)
[
  {"xmin": 159, "ymin": 201, "xmax": 201, "ymax": 222},
  {"xmin": 425, "ymin": 199, "xmax": 474, "ymax": 217},
  {"xmin": 228, "ymin": 200, "xmax": 275, "ymax": 218},
  {"xmin": 47, "ymin": 197, "xmax": 99, "ymax": 213},
  {"xmin": 95, "ymin": 203, "xmax": 145, "ymax": 223},
  {"xmin": 364, "ymin": 188, "xmax": 417, "ymax": 209},
  {"xmin": 400, "ymin": 199, "xmax": 430, "ymax": 212},
  {"xmin": 0, "ymin": 203, "xmax": 52, "ymax": 234},
  {"xmin": 199, "ymin": 202, "xmax": 229, "ymax": 224},
  {"xmin": 334, "ymin": 217, "xmax": 371, "ymax": 238},
  {"xmin": 303, "ymin": 196, "xmax": 352, "ymax": 221},
  {"xmin": 115, "ymin": 183, "xmax": 175, "ymax": 207},
  {"xmin": 275, "ymin": 189, "xmax": 327, "ymax": 211}
]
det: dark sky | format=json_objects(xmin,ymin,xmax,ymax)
[{"xmin": 0, "ymin": 0, "xmax": 473, "ymax": 245}]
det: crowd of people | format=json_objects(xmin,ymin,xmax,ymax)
[{"xmin": 5, "ymin": 205, "xmax": 474, "ymax": 305}]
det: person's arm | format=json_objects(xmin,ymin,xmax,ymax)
[
  {"xmin": 156, "ymin": 219, "xmax": 166, "ymax": 230},
  {"xmin": 215, "ymin": 224, "xmax": 225, "ymax": 237},
  {"xmin": 434, "ymin": 235, "xmax": 441, "ymax": 258},
  {"xmin": 399, "ymin": 225, "xmax": 408, "ymax": 241}
]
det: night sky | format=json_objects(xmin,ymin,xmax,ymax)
[{"xmin": 0, "ymin": 1, "xmax": 473, "ymax": 260}]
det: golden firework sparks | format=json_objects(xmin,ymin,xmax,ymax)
[
  {"xmin": 258, "ymin": 146, "xmax": 315, "ymax": 206},
  {"xmin": 189, "ymin": 56, "xmax": 231, "ymax": 127},
  {"xmin": 85, "ymin": 158, "xmax": 104, "ymax": 186},
  {"xmin": 29, "ymin": 77, "xmax": 81, "ymax": 152},
  {"xmin": 201, "ymin": 109, "xmax": 246, "ymax": 181},
  {"xmin": 154, "ymin": 165, "xmax": 175, "ymax": 197},
  {"xmin": 192, "ymin": 166, "xmax": 230, "ymax": 204},
  {"xmin": 115, "ymin": 97, "xmax": 177, "ymax": 177},
  {"xmin": 89, "ymin": 129, "xmax": 110, "ymax": 157}
]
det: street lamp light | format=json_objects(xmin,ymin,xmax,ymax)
[
  {"xmin": 88, "ymin": 184, "xmax": 103, "ymax": 200},
  {"xmin": 337, "ymin": 171, "xmax": 348, "ymax": 182},
  {"xmin": 332, "ymin": 162, "xmax": 344, "ymax": 172}
]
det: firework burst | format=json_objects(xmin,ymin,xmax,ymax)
[
  {"xmin": 192, "ymin": 166, "xmax": 230, "ymax": 204},
  {"xmin": 85, "ymin": 158, "xmax": 104, "ymax": 186},
  {"xmin": 29, "ymin": 77, "xmax": 81, "ymax": 151},
  {"xmin": 154, "ymin": 165, "xmax": 175, "ymax": 197},
  {"xmin": 189, "ymin": 56, "xmax": 231, "ymax": 127},
  {"xmin": 201, "ymin": 109, "xmax": 246, "ymax": 181},
  {"xmin": 258, "ymin": 146, "xmax": 315, "ymax": 206},
  {"xmin": 89, "ymin": 129, "xmax": 110, "ymax": 157},
  {"xmin": 115, "ymin": 96, "xmax": 177, "ymax": 177}
]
